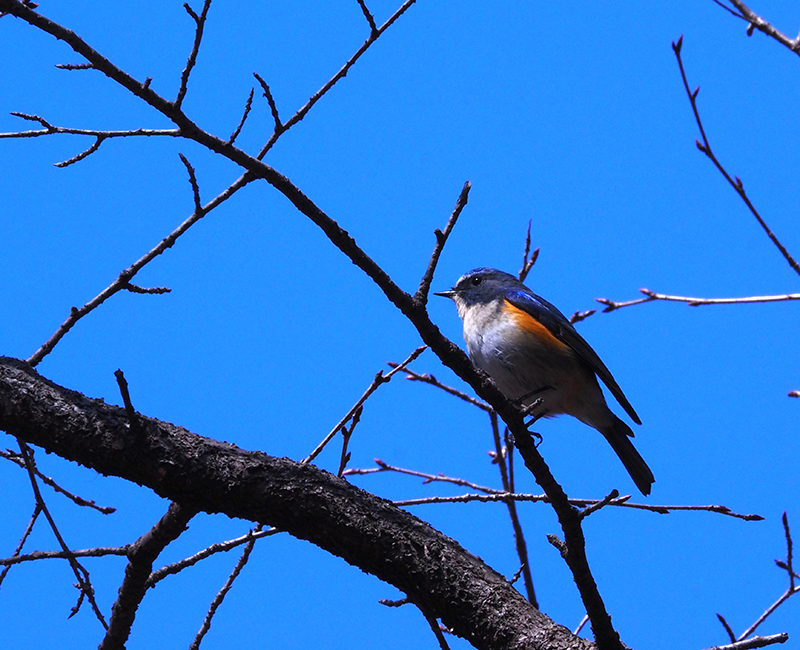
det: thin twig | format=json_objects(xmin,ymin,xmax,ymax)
[
  {"xmin": 228, "ymin": 87, "xmax": 254, "ymax": 145},
  {"xmin": 0, "ymin": 545, "xmax": 129, "ymax": 567},
  {"xmin": 386, "ymin": 364, "xmax": 492, "ymax": 412},
  {"xmin": 490, "ymin": 411, "xmax": 537, "ymax": 607},
  {"xmin": 146, "ymin": 527, "xmax": 279, "ymax": 587},
  {"xmin": 569, "ymin": 309, "xmax": 596, "ymax": 324},
  {"xmin": 580, "ymin": 489, "xmax": 620, "ymax": 518},
  {"xmin": 574, "ymin": 614, "xmax": 590, "ymax": 636},
  {"xmin": 16, "ymin": 442, "xmax": 108, "ymax": 627},
  {"xmin": 419, "ymin": 607, "xmax": 451, "ymax": 650},
  {"xmin": 736, "ymin": 513, "xmax": 798, "ymax": 640},
  {"xmin": 0, "ymin": 450, "xmax": 116, "ymax": 513},
  {"xmin": 416, "ymin": 180, "xmax": 471, "ymax": 303},
  {"xmin": 188, "ymin": 525, "xmax": 262, "ymax": 650},
  {"xmin": 0, "ymin": 503, "xmax": 41, "ymax": 586},
  {"xmin": 718, "ymin": 613, "xmax": 737, "ymax": 643},
  {"xmin": 356, "ymin": 0, "xmax": 378, "ymax": 33},
  {"xmin": 175, "ymin": 0, "xmax": 212, "ymax": 109},
  {"xmin": 346, "ymin": 470, "xmax": 761, "ymax": 520},
  {"xmin": 255, "ymin": 0, "xmax": 419, "ymax": 160},
  {"xmin": 56, "ymin": 135, "xmax": 105, "ymax": 167},
  {"xmin": 124, "ymin": 283, "xmax": 171, "ymax": 295},
  {"xmin": 597, "ymin": 290, "xmax": 800, "ymax": 313},
  {"xmin": 672, "ymin": 35, "xmax": 800, "ymax": 277},
  {"xmin": 253, "ymin": 72, "xmax": 283, "ymax": 134},
  {"xmin": 701, "ymin": 633, "xmax": 789, "ymax": 650},
  {"xmin": 179, "ymin": 153, "xmax": 203, "ymax": 213},
  {"xmin": 302, "ymin": 346, "xmax": 426, "ymax": 464},
  {"xmin": 518, "ymin": 220, "xmax": 539, "ymax": 282},
  {"xmin": 337, "ymin": 406, "xmax": 361, "ymax": 477},
  {"xmin": 27, "ymin": 171, "xmax": 255, "ymax": 366},
  {"xmin": 114, "ymin": 369, "xmax": 140, "ymax": 435},
  {"xmin": 387, "ymin": 492, "xmax": 766, "ymax": 522},
  {"xmin": 721, "ymin": 0, "xmax": 800, "ymax": 55},
  {"xmin": 56, "ymin": 62, "xmax": 95, "ymax": 70},
  {"xmin": 0, "ymin": 117, "xmax": 180, "ymax": 144},
  {"xmin": 346, "ymin": 459, "xmax": 501, "ymax": 494}
]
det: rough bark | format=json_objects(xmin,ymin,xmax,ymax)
[{"xmin": 0, "ymin": 357, "xmax": 593, "ymax": 650}]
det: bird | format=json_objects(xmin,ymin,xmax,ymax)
[{"xmin": 435, "ymin": 267, "xmax": 654, "ymax": 495}]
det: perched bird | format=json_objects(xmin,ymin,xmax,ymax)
[{"xmin": 436, "ymin": 267, "xmax": 654, "ymax": 495}]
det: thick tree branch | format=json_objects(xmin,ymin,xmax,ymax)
[{"xmin": 0, "ymin": 356, "xmax": 592, "ymax": 650}]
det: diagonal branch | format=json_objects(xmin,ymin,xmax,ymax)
[
  {"xmin": 26, "ymin": 171, "xmax": 254, "ymax": 367},
  {"xmin": 99, "ymin": 502, "xmax": 196, "ymax": 650},
  {"xmin": 16, "ymin": 442, "xmax": 108, "ymax": 627},
  {"xmin": 672, "ymin": 36, "xmax": 800, "ymax": 277},
  {"xmin": 416, "ymin": 181, "xmax": 471, "ymax": 303},
  {"xmin": 720, "ymin": 0, "xmax": 800, "ymax": 55}
]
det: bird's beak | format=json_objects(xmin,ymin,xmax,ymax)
[{"xmin": 433, "ymin": 290, "xmax": 456, "ymax": 299}]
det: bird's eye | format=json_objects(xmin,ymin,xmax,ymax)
[{"xmin": 471, "ymin": 276, "xmax": 483, "ymax": 286}]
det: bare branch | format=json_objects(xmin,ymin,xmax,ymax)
[
  {"xmin": 490, "ymin": 411, "xmax": 537, "ymax": 606},
  {"xmin": 228, "ymin": 87, "xmax": 254, "ymax": 145},
  {"xmin": 356, "ymin": 0, "xmax": 378, "ymax": 33},
  {"xmin": 16, "ymin": 442, "xmax": 108, "ymax": 627},
  {"xmin": 175, "ymin": 0, "xmax": 212, "ymax": 109},
  {"xmin": 26, "ymin": 171, "xmax": 254, "ymax": 367},
  {"xmin": 702, "ymin": 633, "xmax": 789, "ymax": 650},
  {"xmin": 721, "ymin": 1, "xmax": 800, "ymax": 55},
  {"xmin": 146, "ymin": 527, "xmax": 279, "ymax": 588},
  {"xmin": 188, "ymin": 524, "xmax": 261, "ymax": 650},
  {"xmin": 99, "ymin": 503, "xmax": 196, "ymax": 650},
  {"xmin": 416, "ymin": 181, "xmax": 471, "ymax": 303},
  {"xmin": 0, "ymin": 503, "xmax": 41, "ymax": 586},
  {"xmin": 303, "ymin": 345, "xmax": 426, "ymax": 464},
  {"xmin": 255, "ymin": 0, "xmax": 420, "ymax": 159},
  {"xmin": 179, "ymin": 153, "xmax": 203, "ymax": 213},
  {"xmin": 518, "ymin": 221, "xmax": 539, "ymax": 282},
  {"xmin": 386, "ymin": 363, "xmax": 492, "ymax": 412},
  {"xmin": 0, "ymin": 449, "xmax": 116, "ymax": 513},
  {"xmin": 672, "ymin": 36, "xmax": 800, "ymax": 277},
  {"xmin": 598, "ymin": 290, "xmax": 800, "ymax": 313},
  {"xmin": 253, "ymin": 72, "xmax": 283, "ymax": 134}
]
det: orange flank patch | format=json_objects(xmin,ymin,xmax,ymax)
[{"xmin": 503, "ymin": 300, "xmax": 570, "ymax": 351}]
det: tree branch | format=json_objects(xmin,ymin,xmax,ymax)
[
  {"xmin": 0, "ymin": 356, "xmax": 590, "ymax": 650},
  {"xmin": 99, "ymin": 502, "xmax": 196, "ymax": 650}
]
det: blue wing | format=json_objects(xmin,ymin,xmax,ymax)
[{"xmin": 504, "ymin": 289, "xmax": 641, "ymax": 426}]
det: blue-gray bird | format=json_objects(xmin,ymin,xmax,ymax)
[{"xmin": 436, "ymin": 268, "xmax": 654, "ymax": 495}]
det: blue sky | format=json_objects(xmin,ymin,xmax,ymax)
[{"xmin": 1, "ymin": 2, "xmax": 798, "ymax": 649}]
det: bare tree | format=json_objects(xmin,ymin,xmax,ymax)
[{"xmin": 0, "ymin": 2, "xmax": 797, "ymax": 649}]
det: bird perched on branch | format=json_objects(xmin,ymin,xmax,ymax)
[{"xmin": 436, "ymin": 267, "xmax": 654, "ymax": 496}]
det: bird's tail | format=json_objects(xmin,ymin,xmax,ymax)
[{"xmin": 600, "ymin": 416, "xmax": 655, "ymax": 496}]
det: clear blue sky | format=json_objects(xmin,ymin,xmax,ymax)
[{"xmin": 1, "ymin": 2, "xmax": 798, "ymax": 648}]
